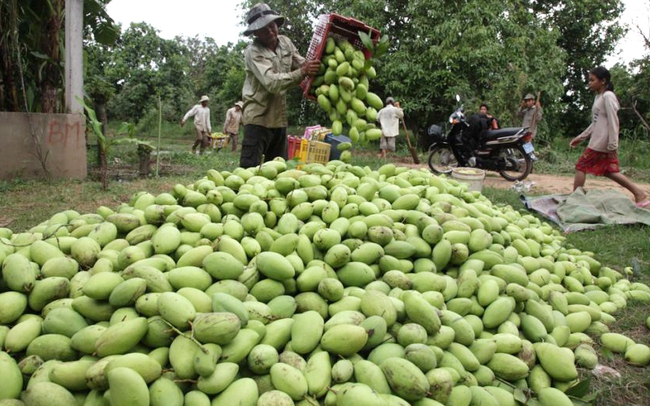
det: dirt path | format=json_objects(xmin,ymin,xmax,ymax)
[
  {"xmin": 482, "ymin": 172, "xmax": 650, "ymax": 200},
  {"xmin": 397, "ymin": 157, "xmax": 650, "ymax": 200}
]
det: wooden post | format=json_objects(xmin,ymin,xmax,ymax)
[{"xmin": 65, "ymin": 0, "xmax": 83, "ymax": 114}]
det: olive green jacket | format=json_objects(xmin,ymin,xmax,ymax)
[{"xmin": 242, "ymin": 35, "xmax": 305, "ymax": 128}]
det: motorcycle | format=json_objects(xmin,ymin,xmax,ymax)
[{"xmin": 427, "ymin": 96, "xmax": 536, "ymax": 181}]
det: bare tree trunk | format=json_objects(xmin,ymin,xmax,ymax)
[
  {"xmin": 637, "ymin": 24, "xmax": 650, "ymax": 50},
  {"xmin": 41, "ymin": 0, "xmax": 63, "ymax": 113},
  {"xmin": 95, "ymin": 102, "xmax": 108, "ymax": 140},
  {"xmin": 0, "ymin": 0, "xmax": 21, "ymax": 111},
  {"xmin": 100, "ymin": 146, "xmax": 108, "ymax": 191},
  {"xmin": 632, "ymin": 101, "xmax": 650, "ymax": 137},
  {"xmin": 42, "ymin": 87, "xmax": 58, "ymax": 113},
  {"xmin": 138, "ymin": 144, "xmax": 152, "ymax": 177},
  {"xmin": 94, "ymin": 102, "xmax": 108, "ymax": 164},
  {"xmin": 0, "ymin": 40, "xmax": 16, "ymax": 110}
]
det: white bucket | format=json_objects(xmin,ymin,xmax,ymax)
[{"xmin": 451, "ymin": 167, "xmax": 486, "ymax": 192}]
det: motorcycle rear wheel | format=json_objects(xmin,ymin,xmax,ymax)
[
  {"xmin": 498, "ymin": 145, "xmax": 533, "ymax": 181},
  {"xmin": 428, "ymin": 145, "xmax": 458, "ymax": 174}
]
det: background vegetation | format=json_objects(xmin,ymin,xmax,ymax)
[
  {"xmin": 1, "ymin": 2, "xmax": 650, "ymax": 404},
  {"xmin": 2, "ymin": 0, "xmax": 649, "ymax": 146}
]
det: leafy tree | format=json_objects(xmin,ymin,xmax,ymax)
[
  {"xmin": 92, "ymin": 24, "xmax": 251, "ymax": 132},
  {"xmin": 202, "ymin": 42, "xmax": 247, "ymax": 123},
  {"xmin": 1, "ymin": 0, "xmax": 67, "ymax": 112},
  {"xmin": 79, "ymin": 0, "xmax": 630, "ymax": 148},
  {"xmin": 0, "ymin": 0, "xmax": 118, "ymax": 112},
  {"xmin": 85, "ymin": 41, "xmax": 116, "ymax": 148},
  {"xmin": 234, "ymin": 0, "xmax": 628, "ymax": 143},
  {"xmin": 103, "ymin": 22, "xmax": 194, "ymax": 122},
  {"xmin": 239, "ymin": 0, "xmax": 327, "ymax": 56},
  {"xmin": 611, "ymin": 40, "xmax": 650, "ymax": 138},
  {"xmin": 293, "ymin": 1, "xmax": 566, "ymax": 138},
  {"xmin": 529, "ymin": 0, "xmax": 626, "ymax": 135},
  {"xmin": 176, "ymin": 36, "xmax": 221, "ymax": 97}
]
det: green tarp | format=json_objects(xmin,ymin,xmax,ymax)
[{"xmin": 522, "ymin": 188, "xmax": 650, "ymax": 233}]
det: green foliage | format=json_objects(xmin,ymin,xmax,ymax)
[
  {"xmin": 85, "ymin": 24, "xmax": 249, "ymax": 129},
  {"xmin": 359, "ymin": 32, "xmax": 390, "ymax": 59},
  {"xmin": 78, "ymin": 97, "xmax": 106, "ymax": 148},
  {"xmin": 235, "ymin": 0, "xmax": 628, "ymax": 139},
  {"xmin": 283, "ymin": 0, "xmax": 569, "ymax": 133},
  {"xmin": 79, "ymin": 96, "xmax": 155, "ymax": 189},
  {"xmin": 611, "ymin": 60, "xmax": 650, "ymax": 137},
  {"xmin": 98, "ymin": 23, "xmax": 186, "ymax": 121},
  {"xmin": 530, "ymin": 0, "xmax": 626, "ymax": 134},
  {"xmin": 0, "ymin": 0, "xmax": 117, "ymax": 112},
  {"xmin": 7, "ymin": 0, "xmax": 639, "ymax": 149},
  {"xmin": 83, "ymin": 0, "xmax": 120, "ymax": 45}
]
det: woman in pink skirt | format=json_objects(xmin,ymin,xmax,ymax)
[{"xmin": 570, "ymin": 66, "xmax": 649, "ymax": 208}]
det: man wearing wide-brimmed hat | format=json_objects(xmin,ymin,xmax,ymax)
[
  {"xmin": 223, "ymin": 101, "xmax": 244, "ymax": 152},
  {"xmin": 182, "ymin": 95, "xmax": 212, "ymax": 155},
  {"xmin": 239, "ymin": 3, "xmax": 321, "ymax": 168},
  {"xmin": 517, "ymin": 93, "xmax": 542, "ymax": 139}
]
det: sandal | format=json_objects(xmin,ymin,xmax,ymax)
[{"xmin": 636, "ymin": 200, "xmax": 650, "ymax": 209}]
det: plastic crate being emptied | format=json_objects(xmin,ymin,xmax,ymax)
[{"xmin": 300, "ymin": 13, "xmax": 381, "ymax": 100}]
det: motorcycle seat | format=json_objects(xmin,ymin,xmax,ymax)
[{"xmin": 483, "ymin": 127, "xmax": 523, "ymax": 140}]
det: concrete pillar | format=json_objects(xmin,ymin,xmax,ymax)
[{"xmin": 65, "ymin": 0, "xmax": 84, "ymax": 114}]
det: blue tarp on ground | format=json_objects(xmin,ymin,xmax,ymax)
[{"xmin": 521, "ymin": 188, "xmax": 650, "ymax": 233}]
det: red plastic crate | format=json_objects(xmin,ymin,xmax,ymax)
[
  {"xmin": 300, "ymin": 13, "xmax": 381, "ymax": 100},
  {"xmin": 287, "ymin": 136, "xmax": 302, "ymax": 159}
]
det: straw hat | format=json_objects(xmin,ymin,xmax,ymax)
[
  {"xmin": 199, "ymin": 95, "xmax": 210, "ymax": 103},
  {"xmin": 235, "ymin": 101, "xmax": 244, "ymax": 108},
  {"xmin": 243, "ymin": 3, "xmax": 285, "ymax": 36}
]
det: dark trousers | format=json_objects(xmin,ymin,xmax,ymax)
[{"xmin": 240, "ymin": 124, "xmax": 287, "ymax": 168}]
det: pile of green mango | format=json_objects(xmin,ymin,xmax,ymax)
[
  {"xmin": 1, "ymin": 158, "xmax": 649, "ymax": 406},
  {"xmin": 310, "ymin": 35, "xmax": 386, "ymax": 154}
]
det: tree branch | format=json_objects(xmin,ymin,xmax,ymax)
[
  {"xmin": 635, "ymin": 23, "xmax": 650, "ymax": 50},
  {"xmin": 632, "ymin": 100, "xmax": 650, "ymax": 139}
]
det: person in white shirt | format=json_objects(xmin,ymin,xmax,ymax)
[
  {"xmin": 376, "ymin": 97, "xmax": 404, "ymax": 158},
  {"xmin": 181, "ymin": 95, "xmax": 212, "ymax": 155},
  {"xmin": 223, "ymin": 101, "xmax": 244, "ymax": 152}
]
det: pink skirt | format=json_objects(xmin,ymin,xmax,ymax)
[{"xmin": 575, "ymin": 148, "xmax": 619, "ymax": 176}]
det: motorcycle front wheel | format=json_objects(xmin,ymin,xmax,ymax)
[
  {"xmin": 498, "ymin": 145, "xmax": 533, "ymax": 181},
  {"xmin": 428, "ymin": 144, "xmax": 458, "ymax": 174}
]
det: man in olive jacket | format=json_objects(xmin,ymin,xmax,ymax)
[{"xmin": 239, "ymin": 3, "xmax": 320, "ymax": 168}]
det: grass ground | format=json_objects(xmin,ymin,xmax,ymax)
[
  {"xmin": 1, "ymin": 127, "xmax": 649, "ymax": 405},
  {"xmin": 482, "ymin": 187, "xmax": 650, "ymax": 406}
]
